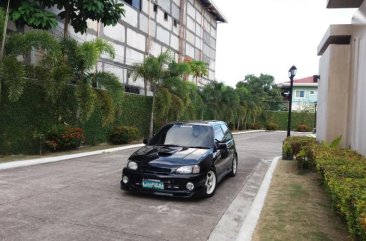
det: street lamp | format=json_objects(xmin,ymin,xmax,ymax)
[
  {"xmin": 287, "ymin": 65, "xmax": 297, "ymax": 137},
  {"xmin": 313, "ymin": 101, "xmax": 317, "ymax": 133}
]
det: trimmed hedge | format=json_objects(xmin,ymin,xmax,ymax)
[
  {"xmin": 117, "ymin": 93, "xmax": 152, "ymax": 138},
  {"xmin": 282, "ymin": 136, "xmax": 366, "ymax": 240},
  {"xmin": 261, "ymin": 111, "xmax": 315, "ymax": 131},
  {"xmin": 0, "ymin": 84, "xmax": 152, "ymax": 154}
]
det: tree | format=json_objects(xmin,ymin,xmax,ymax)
[
  {"xmin": 201, "ymin": 81, "xmax": 224, "ymax": 119},
  {"xmin": 221, "ymin": 85, "xmax": 240, "ymax": 124},
  {"xmin": 0, "ymin": 20, "xmax": 62, "ymax": 104},
  {"xmin": 187, "ymin": 60, "xmax": 208, "ymax": 85},
  {"xmin": 9, "ymin": 1, "xmax": 57, "ymax": 30},
  {"xmin": 131, "ymin": 51, "xmax": 172, "ymax": 137},
  {"xmin": 0, "ymin": 13, "xmax": 122, "ymax": 125},
  {"xmin": 42, "ymin": 0, "xmax": 125, "ymax": 36},
  {"xmin": 60, "ymin": 37, "xmax": 123, "ymax": 124},
  {"xmin": 4, "ymin": 0, "xmax": 125, "ymax": 36}
]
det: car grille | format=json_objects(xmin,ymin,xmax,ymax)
[{"xmin": 141, "ymin": 166, "xmax": 172, "ymax": 175}]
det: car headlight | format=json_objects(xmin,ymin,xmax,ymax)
[
  {"xmin": 127, "ymin": 161, "xmax": 138, "ymax": 170},
  {"xmin": 176, "ymin": 165, "xmax": 200, "ymax": 174}
]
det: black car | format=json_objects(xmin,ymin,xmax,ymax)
[{"xmin": 121, "ymin": 121, "xmax": 238, "ymax": 198}]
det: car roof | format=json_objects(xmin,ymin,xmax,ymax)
[{"xmin": 170, "ymin": 120, "xmax": 227, "ymax": 127}]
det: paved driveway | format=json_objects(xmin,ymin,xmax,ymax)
[{"xmin": 0, "ymin": 132, "xmax": 285, "ymax": 241}]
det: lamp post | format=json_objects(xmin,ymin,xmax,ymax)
[
  {"xmin": 313, "ymin": 101, "xmax": 317, "ymax": 133},
  {"xmin": 287, "ymin": 65, "xmax": 297, "ymax": 137}
]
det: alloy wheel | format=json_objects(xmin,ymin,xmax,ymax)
[{"xmin": 205, "ymin": 170, "xmax": 217, "ymax": 196}]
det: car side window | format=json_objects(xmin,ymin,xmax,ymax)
[
  {"xmin": 214, "ymin": 125, "xmax": 224, "ymax": 142},
  {"xmin": 220, "ymin": 123, "xmax": 232, "ymax": 142}
]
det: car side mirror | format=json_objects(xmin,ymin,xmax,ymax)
[
  {"xmin": 217, "ymin": 142, "xmax": 227, "ymax": 150},
  {"xmin": 143, "ymin": 138, "xmax": 149, "ymax": 145}
]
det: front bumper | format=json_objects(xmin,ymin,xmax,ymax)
[{"xmin": 121, "ymin": 168, "xmax": 207, "ymax": 198}]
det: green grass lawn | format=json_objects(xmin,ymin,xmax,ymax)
[{"xmin": 252, "ymin": 160, "xmax": 352, "ymax": 241}]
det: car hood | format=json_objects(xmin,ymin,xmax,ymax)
[{"xmin": 129, "ymin": 145, "xmax": 211, "ymax": 168}]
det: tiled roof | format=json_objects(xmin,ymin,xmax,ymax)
[{"xmin": 277, "ymin": 76, "xmax": 319, "ymax": 87}]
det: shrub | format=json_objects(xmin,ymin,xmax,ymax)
[
  {"xmin": 296, "ymin": 124, "xmax": 311, "ymax": 132},
  {"xmin": 282, "ymin": 136, "xmax": 317, "ymax": 171},
  {"xmin": 45, "ymin": 125, "xmax": 84, "ymax": 151},
  {"xmin": 248, "ymin": 122, "xmax": 261, "ymax": 130},
  {"xmin": 283, "ymin": 138, "xmax": 366, "ymax": 240},
  {"xmin": 282, "ymin": 141, "xmax": 293, "ymax": 160},
  {"xmin": 265, "ymin": 122, "xmax": 279, "ymax": 131},
  {"xmin": 315, "ymin": 148, "xmax": 366, "ymax": 240},
  {"xmin": 109, "ymin": 126, "xmax": 140, "ymax": 144}
]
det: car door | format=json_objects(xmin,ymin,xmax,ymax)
[
  {"xmin": 220, "ymin": 123, "xmax": 235, "ymax": 173},
  {"xmin": 213, "ymin": 124, "xmax": 229, "ymax": 179}
]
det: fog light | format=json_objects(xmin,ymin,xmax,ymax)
[
  {"xmin": 186, "ymin": 182, "xmax": 194, "ymax": 191},
  {"xmin": 122, "ymin": 176, "xmax": 129, "ymax": 184}
]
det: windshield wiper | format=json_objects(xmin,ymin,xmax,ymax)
[
  {"xmin": 161, "ymin": 144, "xmax": 181, "ymax": 147},
  {"xmin": 188, "ymin": 146, "xmax": 209, "ymax": 149}
]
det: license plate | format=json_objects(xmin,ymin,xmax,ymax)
[{"xmin": 142, "ymin": 179, "xmax": 164, "ymax": 190}]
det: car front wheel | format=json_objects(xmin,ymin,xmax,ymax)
[
  {"xmin": 229, "ymin": 154, "xmax": 238, "ymax": 177},
  {"xmin": 205, "ymin": 169, "xmax": 217, "ymax": 197}
]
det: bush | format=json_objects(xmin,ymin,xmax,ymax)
[
  {"xmin": 45, "ymin": 125, "xmax": 84, "ymax": 151},
  {"xmin": 315, "ymin": 146, "xmax": 366, "ymax": 240},
  {"xmin": 248, "ymin": 122, "xmax": 261, "ymax": 130},
  {"xmin": 282, "ymin": 138, "xmax": 366, "ymax": 240},
  {"xmin": 296, "ymin": 124, "xmax": 312, "ymax": 132},
  {"xmin": 265, "ymin": 122, "xmax": 279, "ymax": 131},
  {"xmin": 109, "ymin": 126, "xmax": 140, "ymax": 144},
  {"xmin": 282, "ymin": 136, "xmax": 317, "ymax": 171}
]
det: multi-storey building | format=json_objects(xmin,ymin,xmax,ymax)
[
  {"xmin": 317, "ymin": 0, "xmax": 366, "ymax": 155},
  {"xmin": 51, "ymin": 0, "xmax": 226, "ymax": 95}
]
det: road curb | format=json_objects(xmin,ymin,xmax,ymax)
[
  {"xmin": 0, "ymin": 144, "xmax": 144, "ymax": 171},
  {"xmin": 235, "ymin": 156, "xmax": 280, "ymax": 241}
]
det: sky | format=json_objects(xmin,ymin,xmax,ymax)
[{"xmin": 213, "ymin": 0, "xmax": 356, "ymax": 87}]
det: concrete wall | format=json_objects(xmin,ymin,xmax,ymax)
[
  {"xmin": 318, "ymin": 0, "xmax": 366, "ymax": 155},
  {"xmin": 318, "ymin": 44, "xmax": 350, "ymax": 147},
  {"xmin": 347, "ymin": 25, "xmax": 366, "ymax": 156}
]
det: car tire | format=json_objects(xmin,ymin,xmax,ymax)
[
  {"xmin": 229, "ymin": 154, "xmax": 238, "ymax": 177},
  {"xmin": 205, "ymin": 168, "xmax": 217, "ymax": 197}
]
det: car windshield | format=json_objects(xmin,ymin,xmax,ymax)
[{"xmin": 149, "ymin": 124, "xmax": 214, "ymax": 148}]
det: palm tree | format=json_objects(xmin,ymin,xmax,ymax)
[
  {"xmin": 201, "ymin": 81, "xmax": 224, "ymax": 119},
  {"xmin": 0, "ymin": 25, "xmax": 61, "ymax": 105},
  {"xmin": 221, "ymin": 86, "xmax": 240, "ymax": 125},
  {"xmin": 0, "ymin": 18, "xmax": 122, "ymax": 125},
  {"xmin": 187, "ymin": 60, "xmax": 208, "ymax": 85},
  {"xmin": 60, "ymin": 37, "xmax": 122, "ymax": 124},
  {"xmin": 131, "ymin": 51, "xmax": 172, "ymax": 137}
]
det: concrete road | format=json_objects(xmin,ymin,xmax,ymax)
[{"xmin": 0, "ymin": 131, "xmax": 285, "ymax": 241}]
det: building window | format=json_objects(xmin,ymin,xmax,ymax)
[
  {"xmin": 153, "ymin": 4, "xmax": 158, "ymax": 12},
  {"xmin": 309, "ymin": 90, "xmax": 317, "ymax": 95},
  {"xmin": 124, "ymin": 0, "xmax": 141, "ymax": 11},
  {"xmin": 125, "ymin": 85, "xmax": 140, "ymax": 94},
  {"xmin": 164, "ymin": 12, "xmax": 168, "ymax": 21},
  {"xmin": 295, "ymin": 90, "xmax": 305, "ymax": 98},
  {"xmin": 173, "ymin": 19, "xmax": 178, "ymax": 27}
]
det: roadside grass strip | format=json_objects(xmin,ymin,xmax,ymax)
[{"xmin": 252, "ymin": 160, "xmax": 351, "ymax": 241}]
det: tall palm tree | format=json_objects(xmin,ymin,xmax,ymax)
[
  {"xmin": 0, "ymin": 26, "xmax": 61, "ymax": 105},
  {"xmin": 60, "ymin": 37, "xmax": 122, "ymax": 124},
  {"xmin": 187, "ymin": 60, "xmax": 208, "ymax": 85},
  {"xmin": 131, "ymin": 51, "xmax": 172, "ymax": 137},
  {"xmin": 0, "ymin": 20, "xmax": 122, "ymax": 125}
]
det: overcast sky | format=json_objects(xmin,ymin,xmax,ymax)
[{"xmin": 213, "ymin": 0, "xmax": 356, "ymax": 87}]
